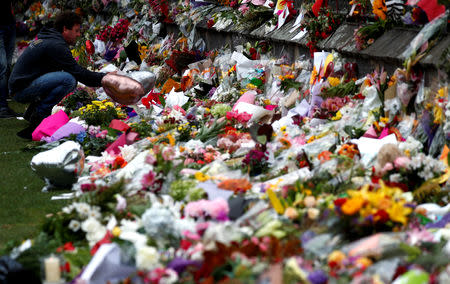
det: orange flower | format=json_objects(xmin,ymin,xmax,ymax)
[
  {"xmin": 318, "ymin": 150, "xmax": 333, "ymax": 163},
  {"xmin": 341, "ymin": 197, "xmax": 364, "ymax": 215},
  {"xmin": 338, "ymin": 144, "xmax": 360, "ymax": 159},
  {"xmin": 372, "ymin": 0, "xmax": 387, "ymax": 20},
  {"xmin": 161, "ymin": 78, "xmax": 181, "ymax": 94},
  {"xmin": 217, "ymin": 178, "xmax": 252, "ymax": 193}
]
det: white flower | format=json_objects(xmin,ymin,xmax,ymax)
[
  {"xmin": 68, "ymin": 220, "xmax": 81, "ymax": 232},
  {"xmin": 81, "ymin": 217, "xmax": 103, "ymax": 234},
  {"xmin": 389, "ymin": 173, "xmax": 402, "ymax": 183},
  {"xmin": 136, "ymin": 245, "xmax": 160, "ymax": 270},
  {"xmin": 74, "ymin": 202, "xmax": 91, "ymax": 219},
  {"xmin": 119, "ymin": 144, "xmax": 138, "ymax": 161},
  {"xmin": 62, "ymin": 205, "xmax": 74, "ymax": 214}
]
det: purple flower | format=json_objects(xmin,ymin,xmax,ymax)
[
  {"xmin": 167, "ymin": 257, "xmax": 201, "ymax": 275},
  {"xmin": 307, "ymin": 270, "xmax": 328, "ymax": 284}
]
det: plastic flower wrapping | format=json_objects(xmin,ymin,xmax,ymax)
[{"xmin": 4, "ymin": 0, "xmax": 450, "ymax": 283}]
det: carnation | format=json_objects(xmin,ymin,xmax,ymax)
[
  {"xmin": 211, "ymin": 104, "xmax": 232, "ymax": 118},
  {"xmin": 136, "ymin": 245, "xmax": 160, "ymax": 270}
]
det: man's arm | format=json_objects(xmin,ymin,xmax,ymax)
[{"xmin": 47, "ymin": 42, "xmax": 106, "ymax": 87}]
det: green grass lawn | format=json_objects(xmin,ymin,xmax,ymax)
[{"xmin": 0, "ymin": 101, "xmax": 69, "ymax": 250}]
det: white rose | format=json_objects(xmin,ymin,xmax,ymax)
[
  {"xmin": 81, "ymin": 217, "xmax": 102, "ymax": 233},
  {"xmin": 136, "ymin": 245, "xmax": 160, "ymax": 270}
]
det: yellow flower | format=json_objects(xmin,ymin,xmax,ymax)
[
  {"xmin": 341, "ymin": 197, "xmax": 364, "ymax": 215},
  {"xmin": 433, "ymin": 106, "xmax": 443, "ymax": 124},
  {"xmin": 105, "ymin": 102, "xmax": 115, "ymax": 108},
  {"xmin": 99, "ymin": 105, "xmax": 106, "ymax": 110},
  {"xmin": 167, "ymin": 133, "xmax": 175, "ymax": 146},
  {"xmin": 387, "ymin": 202, "xmax": 412, "ymax": 225},
  {"xmin": 194, "ymin": 171, "xmax": 209, "ymax": 182},
  {"xmin": 380, "ymin": 117, "xmax": 389, "ymax": 124},
  {"xmin": 112, "ymin": 226, "xmax": 121, "ymax": 237},
  {"xmin": 91, "ymin": 100, "xmax": 102, "ymax": 106},
  {"xmin": 328, "ymin": 250, "xmax": 346, "ymax": 266},
  {"xmin": 331, "ymin": 111, "xmax": 342, "ymax": 121},
  {"xmin": 307, "ymin": 135, "xmax": 316, "ymax": 143},
  {"xmin": 328, "ymin": 77, "xmax": 340, "ymax": 87}
]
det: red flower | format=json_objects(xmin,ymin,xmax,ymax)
[
  {"xmin": 334, "ymin": 198, "xmax": 347, "ymax": 207},
  {"xmin": 180, "ymin": 239, "xmax": 192, "ymax": 250},
  {"xmin": 374, "ymin": 209, "xmax": 389, "ymax": 223},
  {"xmin": 56, "ymin": 242, "xmax": 76, "ymax": 253}
]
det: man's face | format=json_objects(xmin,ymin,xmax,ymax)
[{"xmin": 62, "ymin": 24, "xmax": 81, "ymax": 46}]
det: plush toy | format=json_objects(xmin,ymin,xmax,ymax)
[{"xmin": 374, "ymin": 143, "xmax": 404, "ymax": 175}]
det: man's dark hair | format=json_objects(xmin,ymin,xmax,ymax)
[{"xmin": 54, "ymin": 11, "xmax": 82, "ymax": 33}]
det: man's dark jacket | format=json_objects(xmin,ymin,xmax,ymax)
[{"xmin": 9, "ymin": 27, "xmax": 105, "ymax": 94}]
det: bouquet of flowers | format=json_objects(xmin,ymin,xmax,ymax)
[
  {"xmin": 72, "ymin": 100, "xmax": 126, "ymax": 127},
  {"xmin": 300, "ymin": 7, "xmax": 342, "ymax": 57},
  {"xmin": 59, "ymin": 87, "xmax": 96, "ymax": 113},
  {"xmin": 333, "ymin": 183, "xmax": 414, "ymax": 239}
]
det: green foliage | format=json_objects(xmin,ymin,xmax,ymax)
[
  {"xmin": 63, "ymin": 247, "xmax": 92, "ymax": 280},
  {"xmin": 169, "ymin": 179, "xmax": 205, "ymax": 201},
  {"xmin": 60, "ymin": 88, "xmax": 96, "ymax": 113},
  {"xmin": 130, "ymin": 120, "xmax": 155, "ymax": 138},
  {"xmin": 280, "ymin": 78, "xmax": 302, "ymax": 93},
  {"xmin": 322, "ymin": 81, "xmax": 358, "ymax": 99},
  {"xmin": 195, "ymin": 120, "xmax": 227, "ymax": 142}
]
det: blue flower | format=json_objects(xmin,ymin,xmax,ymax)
[{"xmin": 76, "ymin": 131, "xmax": 87, "ymax": 143}]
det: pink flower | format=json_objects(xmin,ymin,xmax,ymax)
[
  {"xmin": 162, "ymin": 146, "xmax": 176, "ymax": 161},
  {"xmin": 145, "ymin": 154, "xmax": 157, "ymax": 165},
  {"xmin": 115, "ymin": 194, "xmax": 127, "ymax": 212},
  {"xmin": 141, "ymin": 170, "xmax": 156, "ymax": 188},
  {"xmin": 95, "ymin": 130, "xmax": 108, "ymax": 139},
  {"xmin": 239, "ymin": 4, "xmax": 249, "ymax": 14},
  {"xmin": 237, "ymin": 112, "xmax": 252, "ymax": 123},
  {"xmin": 394, "ymin": 156, "xmax": 410, "ymax": 168},
  {"xmin": 226, "ymin": 111, "xmax": 237, "ymax": 120}
]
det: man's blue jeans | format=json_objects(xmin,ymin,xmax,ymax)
[
  {"xmin": 0, "ymin": 24, "xmax": 16, "ymax": 108},
  {"xmin": 13, "ymin": 71, "xmax": 77, "ymax": 117}
]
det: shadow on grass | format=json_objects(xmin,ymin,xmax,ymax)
[{"xmin": 0, "ymin": 101, "xmax": 70, "ymax": 249}]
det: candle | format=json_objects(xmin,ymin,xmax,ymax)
[{"xmin": 44, "ymin": 255, "xmax": 61, "ymax": 283}]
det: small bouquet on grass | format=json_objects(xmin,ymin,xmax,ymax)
[{"xmin": 72, "ymin": 100, "xmax": 126, "ymax": 127}]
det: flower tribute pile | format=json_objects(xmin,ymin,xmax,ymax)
[{"xmin": 4, "ymin": 0, "xmax": 450, "ymax": 283}]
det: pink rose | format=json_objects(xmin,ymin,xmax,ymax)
[{"xmin": 394, "ymin": 156, "xmax": 410, "ymax": 168}]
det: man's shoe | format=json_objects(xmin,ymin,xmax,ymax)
[
  {"xmin": 17, "ymin": 125, "xmax": 35, "ymax": 140},
  {"xmin": 0, "ymin": 107, "xmax": 20, "ymax": 118},
  {"xmin": 23, "ymin": 103, "xmax": 37, "ymax": 121}
]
